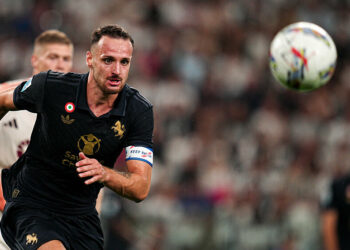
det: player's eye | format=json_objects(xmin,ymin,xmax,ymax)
[
  {"xmin": 121, "ymin": 59, "xmax": 129, "ymax": 66},
  {"xmin": 48, "ymin": 54, "xmax": 58, "ymax": 60},
  {"xmin": 103, "ymin": 58, "xmax": 113, "ymax": 64}
]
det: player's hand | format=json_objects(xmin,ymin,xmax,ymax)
[
  {"xmin": 0, "ymin": 178, "xmax": 6, "ymax": 212},
  {"xmin": 75, "ymin": 152, "xmax": 107, "ymax": 185}
]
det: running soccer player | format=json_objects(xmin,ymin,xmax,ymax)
[{"xmin": 0, "ymin": 24, "xmax": 153, "ymax": 250}]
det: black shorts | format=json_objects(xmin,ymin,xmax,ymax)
[{"xmin": 0, "ymin": 202, "xmax": 104, "ymax": 250}]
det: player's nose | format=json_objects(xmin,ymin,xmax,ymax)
[
  {"xmin": 112, "ymin": 62, "xmax": 121, "ymax": 75},
  {"xmin": 55, "ymin": 58, "xmax": 70, "ymax": 73}
]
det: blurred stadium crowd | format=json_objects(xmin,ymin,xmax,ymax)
[{"xmin": 1, "ymin": 0, "xmax": 350, "ymax": 249}]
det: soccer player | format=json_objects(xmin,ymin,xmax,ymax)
[
  {"xmin": 321, "ymin": 174, "xmax": 350, "ymax": 250},
  {"xmin": 0, "ymin": 29, "xmax": 73, "ymax": 171},
  {"xmin": 0, "ymin": 24, "xmax": 154, "ymax": 249},
  {"xmin": 0, "ymin": 30, "xmax": 73, "ymax": 250}
]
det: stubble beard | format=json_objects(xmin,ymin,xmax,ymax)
[{"xmin": 93, "ymin": 73, "xmax": 122, "ymax": 96}]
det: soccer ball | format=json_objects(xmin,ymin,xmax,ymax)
[{"xmin": 269, "ymin": 22, "xmax": 337, "ymax": 92}]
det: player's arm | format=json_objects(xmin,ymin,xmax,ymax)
[
  {"xmin": 0, "ymin": 79, "xmax": 27, "ymax": 93},
  {"xmin": 0, "ymin": 88, "xmax": 16, "ymax": 120},
  {"xmin": 77, "ymin": 105, "xmax": 154, "ymax": 202},
  {"xmin": 103, "ymin": 159, "xmax": 151, "ymax": 202},
  {"xmin": 321, "ymin": 209, "xmax": 339, "ymax": 250},
  {"xmin": 76, "ymin": 152, "xmax": 152, "ymax": 202},
  {"xmin": 0, "ymin": 78, "xmax": 27, "ymax": 119}
]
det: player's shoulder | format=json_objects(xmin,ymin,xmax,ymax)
[
  {"xmin": 46, "ymin": 71, "xmax": 84, "ymax": 86},
  {"xmin": 125, "ymin": 85, "xmax": 153, "ymax": 110}
]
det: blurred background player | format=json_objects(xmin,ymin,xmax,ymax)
[
  {"xmin": 0, "ymin": 29, "xmax": 73, "ymax": 250},
  {"xmin": 321, "ymin": 174, "xmax": 350, "ymax": 250}
]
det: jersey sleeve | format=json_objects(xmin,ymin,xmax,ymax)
[
  {"xmin": 125, "ymin": 107, "xmax": 154, "ymax": 148},
  {"xmin": 13, "ymin": 72, "xmax": 47, "ymax": 113}
]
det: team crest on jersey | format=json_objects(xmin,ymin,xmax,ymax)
[
  {"xmin": 111, "ymin": 121, "xmax": 126, "ymax": 139},
  {"xmin": 65, "ymin": 102, "xmax": 75, "ymax": 113},
  {"xmin": 26, "ymin": 233, "xmax": 38, "ymax": 245},
  {"xmin": 77, "ymin": 134, "xmax": 101, "ymax": 155},
  {"xmin": 61, "ymin": 114, "xmax": 75, "ymax": 124}
]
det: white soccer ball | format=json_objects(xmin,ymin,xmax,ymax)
[{"xmin": 269, "ymin": 22, "xmax": 337, "ymax": 92}]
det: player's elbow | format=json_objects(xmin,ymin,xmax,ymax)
[
  {"xmin": 132, "ymin": 189, "xmax": 150, "ymax": 203},
  {"xmin": 133, "ymin": 196, "xmax": 145, "ymax": 203},
  {"xmin": 129, "ymin": 183, "xmax": 150, "ymax": 202}
]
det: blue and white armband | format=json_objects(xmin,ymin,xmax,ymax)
[{"xmin": 125, "ymin": 146, "xmax": 153, "ymax": 167}]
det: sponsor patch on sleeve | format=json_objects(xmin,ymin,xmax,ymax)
[
  {"xmin": 126, "ymin": 146, "xmax": 153, "ymax": 167},
  {"xmin": 21, "ymin": 78, "xmax": 32, "ymax": 92}
]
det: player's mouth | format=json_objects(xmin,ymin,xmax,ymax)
[{"xmin": 107, "ymin": 77, "xmax": 122, "ymax": 86}]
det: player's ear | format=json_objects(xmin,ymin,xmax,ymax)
[
  {"xmin": 86, "ymin": 51, "xmax": 93, "ymax": 68},
  {"xmin": 31, "ymin": 55, "xmax": 38, "ymax": 68}
]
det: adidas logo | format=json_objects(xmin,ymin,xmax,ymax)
[
  {"xmin": 2, "ymin": 119, "xmax": 18, "ymax": 128},
  {"xmin": 61, "ymin": 115, "xmax": 75, "ymax": 124}
]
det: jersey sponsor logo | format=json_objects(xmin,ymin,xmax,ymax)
[
  {"xmin": 26, "ymin": 233, "xmax": 38, "ymax": 245},
  {"xmin": 77, "ymin": 134, "xmax": 101, "ymax": 156},
  {"xmin": 126, "ymin": 146, "xmax": 153, "ymax": 166},
  {"xmin": 61, "ymin": 114, "xmax": 75, "ymax": 124},
  {"xmin": 62, "ymin": 150, "xmax": 105, "ymax": 168},
  {"xmin": 62, "ymin": 151, "xmax": 80, "ymax": 168},
  {"xmin": 65, "ymin": 102, "xmax": 75, "ymax": 113},
  {"xmin": 111, "ymin": 120, "xmax": 126, "ymax": 139},
  {"xmin": 21, "ymin": 78, "xmax": 32, "ymax": 92}
]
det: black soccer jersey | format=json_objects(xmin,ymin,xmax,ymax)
[
  {"xmin": 5, "ymin": 70, "xmax": 153, "ymax": 215},
  {"xmin": 321, "ymin": 174, "xmax": 350, "ymax": 250}
]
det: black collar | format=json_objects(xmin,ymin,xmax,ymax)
[{"xmin": 76, "ymin": 73, "xmax": 128, "ymax": 117}]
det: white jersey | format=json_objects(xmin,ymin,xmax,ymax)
[
  {"xmin": 0, "ymin": 80, "xmax": 32, "ymax": 249},
  {"xmin": 0, "ymin": 110, "xmax": 36, "ymax": 168}
]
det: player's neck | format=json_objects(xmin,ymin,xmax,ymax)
[{"xmin": 86, "ymin": 81, "xmax": 118, "ymax": 117}]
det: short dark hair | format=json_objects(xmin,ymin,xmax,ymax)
[{"xmin": 90, "ymin": 25, "xmax": 134, "ymax": 48}]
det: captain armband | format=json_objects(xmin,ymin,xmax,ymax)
[{"xmin": 125, "ymin": 146, "xmax": 153, "ymax": 167}]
